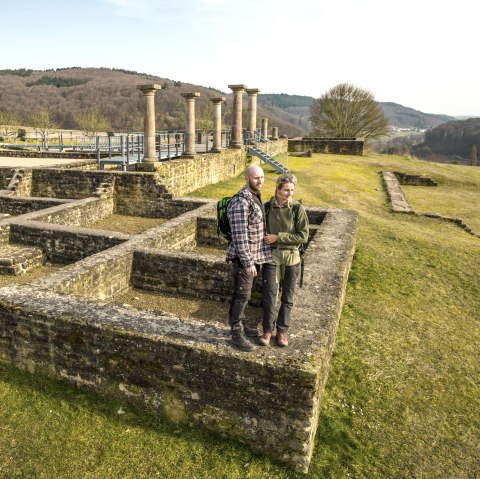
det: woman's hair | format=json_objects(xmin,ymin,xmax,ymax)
[{"xmin": 276, "ymin": 174, "xmax": 297, "ymax": 189}]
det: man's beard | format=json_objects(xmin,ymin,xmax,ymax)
[{"xmin": 248, "ymin": 179, "xmax": 262, "ymax": 192}]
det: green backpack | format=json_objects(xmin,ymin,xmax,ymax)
[{"xmin": 216, "ymin": 195, "xmax": 235, "ymax": 241}]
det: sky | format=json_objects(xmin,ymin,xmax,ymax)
[{"xmin": 1, "ymin": 0, "xmax": 478, "ymax": 117}]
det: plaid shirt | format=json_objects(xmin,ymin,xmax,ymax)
[{"xmin": 226, "ymin": 185, "xmax": 272, "ymax": 268}]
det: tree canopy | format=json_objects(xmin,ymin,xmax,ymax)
[{"xmin": 310, "ymin": 83, "xmax": 388, "ymax": 139}]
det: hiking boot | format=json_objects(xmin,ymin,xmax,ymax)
[
  {"xmin": 276, "ymin": 331, "xmax": 288, "ymax": 347},
  {"xmin": 258, "ymin": 332, "xmax": 272, "ymax": 347},
  {"xmin": 244, "ymin": 324, "xmax": 260, "ymax": 338},
  {"xmin": 231, "ymin": 332, "xmax": 256, "ymax": 352}
]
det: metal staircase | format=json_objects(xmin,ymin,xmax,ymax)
[{"xmin": 247, "ymin": 142, "xmax": 289, "ymax": 174}]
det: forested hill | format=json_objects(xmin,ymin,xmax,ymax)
[
  {"xmin": 412, "ymin": 117, "xmax": 480, "ymax": 160},
  {"xmin": 379, "ymin": 102, "xmax": 454, "ymax": 130},
  {"xmin": 257, "ymin": 95, "xmax": 456, "ymax": 131},
  {"xmin": 0, "ymin": 67, "xmax": 458, "ymax": 135},
  {"xmin": 0, "ymin": 67, "xmax": 307, "ymax": 137}
]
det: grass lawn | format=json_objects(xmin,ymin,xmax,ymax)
[{"xmin": 1, "ymin": 153, "xmax": 479, "ymax": 478}]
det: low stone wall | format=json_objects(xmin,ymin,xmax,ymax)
[
  {"xmin": 289, "ymin": 137, "xmax": 364, "ymax": 155},
  {"xmin": 392, "ymin": 171, "xmax": 438, "ymax": 186},
  {"xmin": 380, "ymin": 171, "xmax": 480, "ymax": 238},
  {"xmin": 31, "ymin": 197, "xmax": 114, "ymax": 227},
  {"xmin": 0, "ymin": 149, "xmax": 98, "ymax": 159},
  {"xmin": 132, "ymin": 250, "xmax": 230, "ymax": 301},
  {"xmin": 9, "ymin": 221, "xmax": 130, "ymax": 264},
  {"xmin": 30, "ymin": 169, "xmax": 116, "ymax": 199},
  {"xmin": 380, "ymin": 171, "xmax": 414, "ymax": 213},
  {"xmin": 0, "ymin": 196, "xmax": 71, "ymax": 217},
  {"xmin": 0, "ymin": 169, "xmax": 14, "ymax": 189},
  {"xmin": 0, "ymin": 244, "xmax": 45, "ymax": 275},
  {"xmin": 153, "ymin": 148, "xmax": 248, "ymax": 197},
  {"xmin": 254, "ymin": 138, "xmax": 288, "ymax": 158}
]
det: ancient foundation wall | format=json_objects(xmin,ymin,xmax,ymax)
[
  {"xmin": 9, "ymin": 221, "xmax": 130, "ymax": 264},
  {"xmin": 289, "ymin": 137, "xmax": 364, "ymax": 155},
  {"xmin": 29, "ymin": 169, "xmax": 115, "ymax": 199},
  {"xmin": 0, "ymin": 199, "xmax": 357, "ymax": 472},
  {"xmin": 0, "ymin": 196, "xmax": 71, "ymax": 217}
]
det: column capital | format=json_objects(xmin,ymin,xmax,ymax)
[
  {"xmin": 228, "ymin": 84, "xmax": 247, "ymax": 92},
  {"xmin": 181, "ymin": 92, "xmax": 201, "ymax": 99},
  {"xmin": 210, "ymin": 96, "xmax": 226, "ymax": 104},
  {"xmin": 246, "ymin": 88, "xmax": 261, "ymax": 95},
  {"xmin": 137, "ymin": 84, "xmax": 161, "ymax": 94}
]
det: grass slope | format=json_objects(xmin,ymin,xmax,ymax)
[{"xmin": 1, "ymin": 153, "xmax": 479, "ymax": 478}]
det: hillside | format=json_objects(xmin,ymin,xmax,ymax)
[
  {"xmin": 0, "ymin": 68, "xmax": 306, "ymax": 138},
  {"xmin": 258, "ymin": 97, "xmax": 455, "ymax": 131},
  {"xmin": 412, "ymin": 117, "xmax": 480, "ymax": 162},
  {"xmin": 379, "ymin": 101, "xmax": 455, "ymax": 129}
]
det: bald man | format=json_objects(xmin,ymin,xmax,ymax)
[{"xmin": 226, "ymin": 165, "xmax": 271, "ymax": 351}]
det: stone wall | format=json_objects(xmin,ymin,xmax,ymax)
[
  {"xmin": 9, "ymin": 221, "xmax": 130, "ymax": 264},
  {"xmin": 32, "ymin": 197, "xmax": 114, "ymax": 227},
  {"xmin": 289, "ymin": 137, "xmax": 364, "ymax": 155},
  {"xmin": 392, "ymin": 171, "xmax": 438, "ymax": 186},
  {"xmin": 153, "ymin": 148, "xmax": 247, "ymax": 196},
  {"xmin": 0, "ymin": 169, "xmax": 14, "ymax": 189},
  {"xmin": 132, "ymin": 249, "xmax": 230, "ymax": 301},
  {"xmin": 0, "ymin": 196, "xmax": 71, "ymax": 217},
  {"xmin": 30, "ymin": 169, "xmax": 115, "ymax": 199}
]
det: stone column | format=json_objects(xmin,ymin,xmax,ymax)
[
  {"xmin": 137, "ymin": 84, "xmax": 161, "ymax": 170},
  {"xmin": 181, "ymin": 92, "xmax": 200, "ymax": 157},
  {"xmin": 271, "ymin": 126, "xmax": 279, "ymax": 140},
  {"xmin": 246, "ymin": 88, "xmax": 260, "ymax": 140},
  {"xmin": 210, "ymin": 96, "xmax": 225, "ymax": 153},
  {"xmin": 228, "ymin": 84, "xmax": 246, "ymax": 148},
  {"xmin": 261, "ymin": 118, "xmax": 268, "ymax": 140}
]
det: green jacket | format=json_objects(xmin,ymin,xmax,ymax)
[{"xmin": 265, "ymin": 197, "xmax": 309, "ymax": 267}]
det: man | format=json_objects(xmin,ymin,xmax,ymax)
[{"xmin": 226, "ymin": 164, "xmax": 271, "ymax": 351}]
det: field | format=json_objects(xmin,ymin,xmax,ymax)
[{"xmin": 1, "ymin": 152, "xmax": 479, "ymax": 478}]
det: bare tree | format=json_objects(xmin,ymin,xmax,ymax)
[
  {"xmin": 29, "ymin": 109, "xmax": 58, "ymax": 149},
  {"xmin": 0, "ymin": 111, "xmax": 21, "ymax": 143},
  {"xmin": 74, "ymin": 108, "xmax": 109, "ymax": 138},
  {"xmin": 310, "ymin": 83, "xmax": 389, "ymax": 140}
]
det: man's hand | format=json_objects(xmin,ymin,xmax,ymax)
[{"xmin": 246, "ymin": 265, "xmax": 257, "ymax": 278}]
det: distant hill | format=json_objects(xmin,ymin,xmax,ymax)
[
  {"xmin": 0, "ymin": 68, "xmax": 460, "ymax": 137},
  {"xmin": 0, "ymin": 68, "xmax": 306, "ymax": 138},
  {"xmin": 412, "ymin": 117, "xmax": 480, "ymax": 162},
  {"xmin": 378, "ymin": 102, "xmax": 455, "ymax": 130}
]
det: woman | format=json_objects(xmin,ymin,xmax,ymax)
[{"xmin": 260, "ymin": 174, "xmax": 309, "ymax": 347}]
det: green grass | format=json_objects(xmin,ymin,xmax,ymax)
[{"xmin": 1, "ymin": 153, "xmax": 479, "ymax": 478}]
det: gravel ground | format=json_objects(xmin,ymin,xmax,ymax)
[
  {"xmin": 0, "ymin": 263, "xmax": 62, "ymax": 287},
  {"xmin": 87, "ymin": 214, "xmax": 167, "ymax": 234},
  {"xmin": 0, "ymin": 156, "xmax": 90, "ymax": 168},
  {"xmin": 112, "ymin": 288, "xmax": 263, "ymax": 326}
]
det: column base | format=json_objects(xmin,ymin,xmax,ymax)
[
  {"xmin": 209, "ymin": 148, "xmax": 222, "ymax": 153},
  {"xmin": 136, "ymin": 160, "xmax": 158, "ymax": 172},
  {"xmin": 229, "ymin": 143, "xmax": 243, "ymax": 149}
]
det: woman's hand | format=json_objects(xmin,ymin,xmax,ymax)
[{"xmin": 264, "ymin": 233, "xmax": 278, "ymax": 245}]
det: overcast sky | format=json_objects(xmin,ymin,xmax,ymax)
[{"xmin": 2, "ymin": 0, "xmax": 478, "ymax": 117}]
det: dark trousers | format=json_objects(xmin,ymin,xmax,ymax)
[
  {"xmin": 229, "ymin": 261, "xmax": 260, "ymax": 333},
  {"xmin": 262, "ymin": 262, "xmax": 301, "ymax": 333}
]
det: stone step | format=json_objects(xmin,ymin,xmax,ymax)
[{"xmin": 0, "ymin": 244, "xmax": 46, "ymax": 275}]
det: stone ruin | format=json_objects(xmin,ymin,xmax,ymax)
[{"xmin": 0, "ymin": 161, "xmax": 357, "ymax": 472}]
